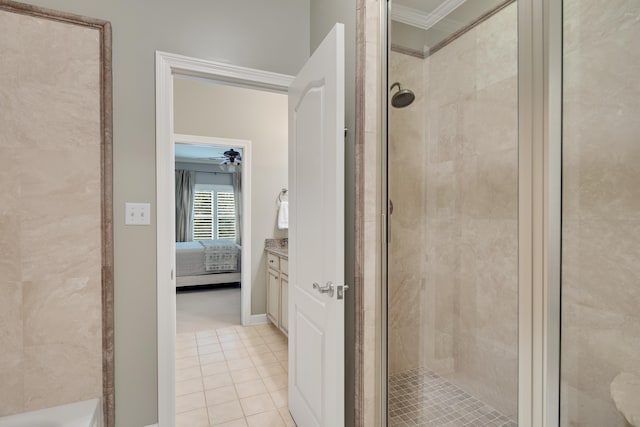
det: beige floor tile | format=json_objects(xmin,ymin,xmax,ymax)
[
  {"xmin": 259, "ymin": 362, "xmax": 286, "ymax": 379},
  {"xmin": 203, "ymin": 372, "xmax": 234, "ymax": 390},
  {"xmin": 224, "ymin": 348, "xmax": 250, "ymax": 359},
  {"xmin": 267, "ymin": 342, "xmax": 287, "ymax": 353},
  {"xmin": 234, "ymin": 378, "xmax": 268, "ymax": 399},
  {"xmin": 250, "ymin": 351, "xmax": 278, "ymax": 367},
  {"xmin": 270, "ymin": 388, "xmax": 288, "ymax": 408},
  {"xmin": 280, "ymin": 361, "xmax": 288, "ymax": 373},
  {"xmin": 176, "ymin": 377, "xmax": 204, "ymax": 396},
  {"xmin": 255, "ymin": 324, "xmax": 279, "ymax": 334},
  {"xmin": 176, "ymin": 391, "xmax": 206, "ymax": 414},
  {"xmin": 274, "ymin": 350, "xmax": 288, "ymax": 361},
  {"xmin": 205, "ymin": 384, "xmax": 238, "ymax": 406},
  {"xmin": 196, "ymin": 335, "xmax": 219, "ymax": 346},
  {"xmin": 177, "ymin": 332, "xmax": 197, "ymax": 342},
  {"xmin": 218, "ymin": 333, "xmax": 242, "ymax": 343},
  {"xmin": 245, "ymin": 344, "xmax": 270, "ymax": 355},
  {"xmin": 213, "ymin": 418, "xmax": 248, "ymax": 427},
  {"xmin": 176, "ymin": 356, "xmax": 200, "ymax": 370},
  {"xmin": 196, "ymin": 329, "xmax": 218, "ymax": 339},
  {"xmin": 176, "ymin": 366, "xmax": 202, "ymax": 382},
  {"xmin": 216, "ymin": 326, "xmax": 239, "ymax": 335},
  {"xmin": 278, "ymin": 407, "xmax": 297, "ymax": 427},
  {"xmin": 198, "ymin": 343, "xmax": 223, "ymax": 355},
  {"xmin": 230, "ymin": 367, "xmax": 261, "ymax": 384},
  {"xmin": 208, "ymin": 400, "xmax": 244, "ymax": 425},
  {"xmin": 176, "ymin": 407, "xmax": 209, "ymax": 427},
  {"xmin": 199, "ymin": 351, "xmax": 226, "ymax": 365},
  {"xmin": 261, "ymin": 333, "xmax": 286, "ymax": 345},
  {"xmin": 226, "ymin": 357, "xmax": 254, "ymax": 371},
  {"xmin": 236, "ymin": 328, "xmax": 260, "ymax": 338},
  {"xmin": 242, "ymin": 336, "xmax": 266, "ymax": 346},
  {"xmin": 201, "ymin": 361, "xmax": 229, "ymax": 376},
  {"xmin": 176, "ymin": 346, "xmax": 198, "ymax": 359},
  {"xmin": 240, "ymin": 392, "xmax": 276, "ymax": 416},
  {"xmin": 221, "ymin": 340, "xmax": 246, "ymax": 351},
  {"xmin": 262, "ymin": 374, "xmax": 288, "ymax": 392},
  {"xmin": 245, "ymin": 409, "xmax": 286, "ymax": 427}
]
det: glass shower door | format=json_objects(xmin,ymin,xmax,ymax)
[{"xmin": 386, "ymin": 1, "xmax": 519, "ymax": 425}]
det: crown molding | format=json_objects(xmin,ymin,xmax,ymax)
[{"xmin": 391, "ymin": 0, "xmax": 466, "ymax": 31}]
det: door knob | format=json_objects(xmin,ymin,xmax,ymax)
[{"xmin": 313, "ymin": 281, "xmax": 334, "ymax": 297}]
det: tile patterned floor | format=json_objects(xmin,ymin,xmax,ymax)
[
  {"xmin": 388, "ymin": 368, "xmax": 517, "ymax": 427},
  {"xmin": 176, "ymin": 323, "xmax": 296, "ymax": 427}
]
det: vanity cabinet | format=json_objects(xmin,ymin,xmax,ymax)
[{"xmin": 266, "ymin": 251, "xmax": 288, "ymax": 336}]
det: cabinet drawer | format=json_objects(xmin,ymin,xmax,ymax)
[
  {"xmin": 280, "ymin": 258, "xmax": 288, "ymax": 275},
  {"xmin": 267, "ymin": 253, "xmax": 280, "ymax": 270}
]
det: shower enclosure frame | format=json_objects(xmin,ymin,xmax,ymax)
[{"xmin": 380, "ymin": 0, "xmax": 563, "ymax": 425}]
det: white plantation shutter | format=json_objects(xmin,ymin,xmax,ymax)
[
  {"xmin": 192, "ymin": 185, "xmax": 236, "ymax": 240},
  {"xmin": 216, "ymin": 192, "xmax": 236, "ymax": 240},
  {"xmin": 193, "ymin": 191, "xmax": 214, "ymax": 240}
]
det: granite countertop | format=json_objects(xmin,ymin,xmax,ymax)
[
  {"xmin": 265, "ymin": 238, "xmax": 288, "ymax": 259},
  {"xmin": 265, "ymin": 247, "xmax": 288, "ymax": 259}
]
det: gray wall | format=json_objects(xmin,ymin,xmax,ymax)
[
  {"xmin": 309, "ymin": 2, "xmax": 356, "ymax": 426},
  {"xmin": 22, "ymin": 1, "xmax": 309, "ymax": 425},
  {"xmin": 175, "ymin": 162, "xmax": 234, "ymax": 186}
]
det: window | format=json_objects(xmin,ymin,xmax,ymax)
[{"xmin": 193, "ymin": 184, "xmax": 236, "ymax": 240}]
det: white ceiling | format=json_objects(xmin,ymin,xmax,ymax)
[{"xmin": 174, "ymin": 143, "xmax": 243, "ymax": 163}]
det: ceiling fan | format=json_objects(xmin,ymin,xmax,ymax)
[{"xmin": 209, "ymin": 148, "xmax": 242, "ymax": 165}]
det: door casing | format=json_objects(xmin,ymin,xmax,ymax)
[{"xmin": 155, "ymin": 51, "xmax": 293, "ymax": 427}]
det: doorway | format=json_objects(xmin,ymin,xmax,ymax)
[
  {"xmin": 156, "ymin": 51, "xmax": 293, "ymax": 426},
  {"xmin": 174, "ymin": 136, "xmax": 249, "ymax": 334}
]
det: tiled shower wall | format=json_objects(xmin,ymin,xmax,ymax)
[
  {"xmin": 0, "ymin": 11, "xmax": 103, "ymax": 416},
  {"xmin": 561, "ymin": 0, "xmax": 640, "ymax": 425},
  {"xmin": 388, "ymin": 3, "xmax": 518, "ymax": 418}
]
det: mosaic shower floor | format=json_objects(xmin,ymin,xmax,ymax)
[{"xmin": 388, "ymin": 368, "xmax": 517, "ymax": 427}]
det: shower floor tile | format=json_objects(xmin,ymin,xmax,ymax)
[{"xmin": 388, "ymin": 368, "xmax": 516, "ymax": 427}]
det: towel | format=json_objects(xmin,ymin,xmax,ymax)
[{"xmin": 278, "ymin": 200, "xmax": 289, "ymax": 229}]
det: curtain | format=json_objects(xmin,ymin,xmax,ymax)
[
  {"xmin": 175, "ymin": 170, "xmax": 195, "ymax": 242},
  {"xmin": 233, "ymin": 168, "xmax": 242, "ymax": 245}
]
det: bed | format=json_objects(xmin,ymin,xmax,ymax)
[{"xmin": 176, "ymin": 239, "xmax": 241, "ymax": 287}]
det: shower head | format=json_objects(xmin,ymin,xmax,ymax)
[{"xmin": 390, "ymin": 82, "xmax": 415, "ymax": 108}]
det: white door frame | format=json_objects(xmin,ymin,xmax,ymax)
[{"xmin": 155, "ymin": 50, "xmax": 293, "ymax": 427}]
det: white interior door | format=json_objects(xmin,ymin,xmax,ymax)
[{"xmin": 287, "ymin": 24, "xmax": 345, "ymax": 427}]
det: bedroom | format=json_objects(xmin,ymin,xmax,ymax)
[{"xmin": 174, "ymin": 142, "xmax": 244, "ymax": 330}]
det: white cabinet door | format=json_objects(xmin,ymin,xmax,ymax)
[
  {"xmin": 288, "ymin": 23, "xmax": 345, "ymax": 427},
  {"xmin": 267, "ymin": 269, "xmax": 279, "ymax": 325}
]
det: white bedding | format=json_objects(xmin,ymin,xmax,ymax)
[{"xmin": 176, "ymin": 240, "xmax": 240, "ymax": 277}]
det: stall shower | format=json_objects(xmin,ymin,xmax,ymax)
[{"xmin": 385, "ymin": 0, "xmax": 640, "ymax": 426}]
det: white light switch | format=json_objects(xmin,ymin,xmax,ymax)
[{"xmin": 125, "ymin": 202, "xmax": 151, "ymax": 225}]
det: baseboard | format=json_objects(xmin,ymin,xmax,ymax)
[
  {"xmin": 249, "ymin": 314, "xmax": 268, "ymax": 325},
  {"xmin": 143, "ymin": 424, "xmax": 158, "ymax": 427}
]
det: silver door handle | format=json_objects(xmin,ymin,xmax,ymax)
[{"xmin": 313, "ymin": 281, "xmax": 334, "ymax": 297}]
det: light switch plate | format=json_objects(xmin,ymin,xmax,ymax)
[{"xmin": 125, "ymin": 202, "xmax": 151, "ymax": 225}]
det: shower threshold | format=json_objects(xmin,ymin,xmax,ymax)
[{"xmin": 388, "ymin": 367, "xmax": 517, "ymax": 427}]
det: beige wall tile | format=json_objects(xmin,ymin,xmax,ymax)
[
  {"xmin": 561, "ymin": 1, "xmax": 640, "ymax": 425},
  {"xmin": 0, "ymin": 9, "xmax": 104, "ymax": 417},
  {"xmin": 23, "ymin": 343, "xmax": 101, "ymax": 412}
]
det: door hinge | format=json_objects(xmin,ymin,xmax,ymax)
[{"xmin": 336, "ymin": 283, "xmax": 349, "ymax": 300}]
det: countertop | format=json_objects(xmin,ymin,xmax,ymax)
[{"xmin": 265, "ymin": 247, "xmax": 288, "ymax": 259}]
